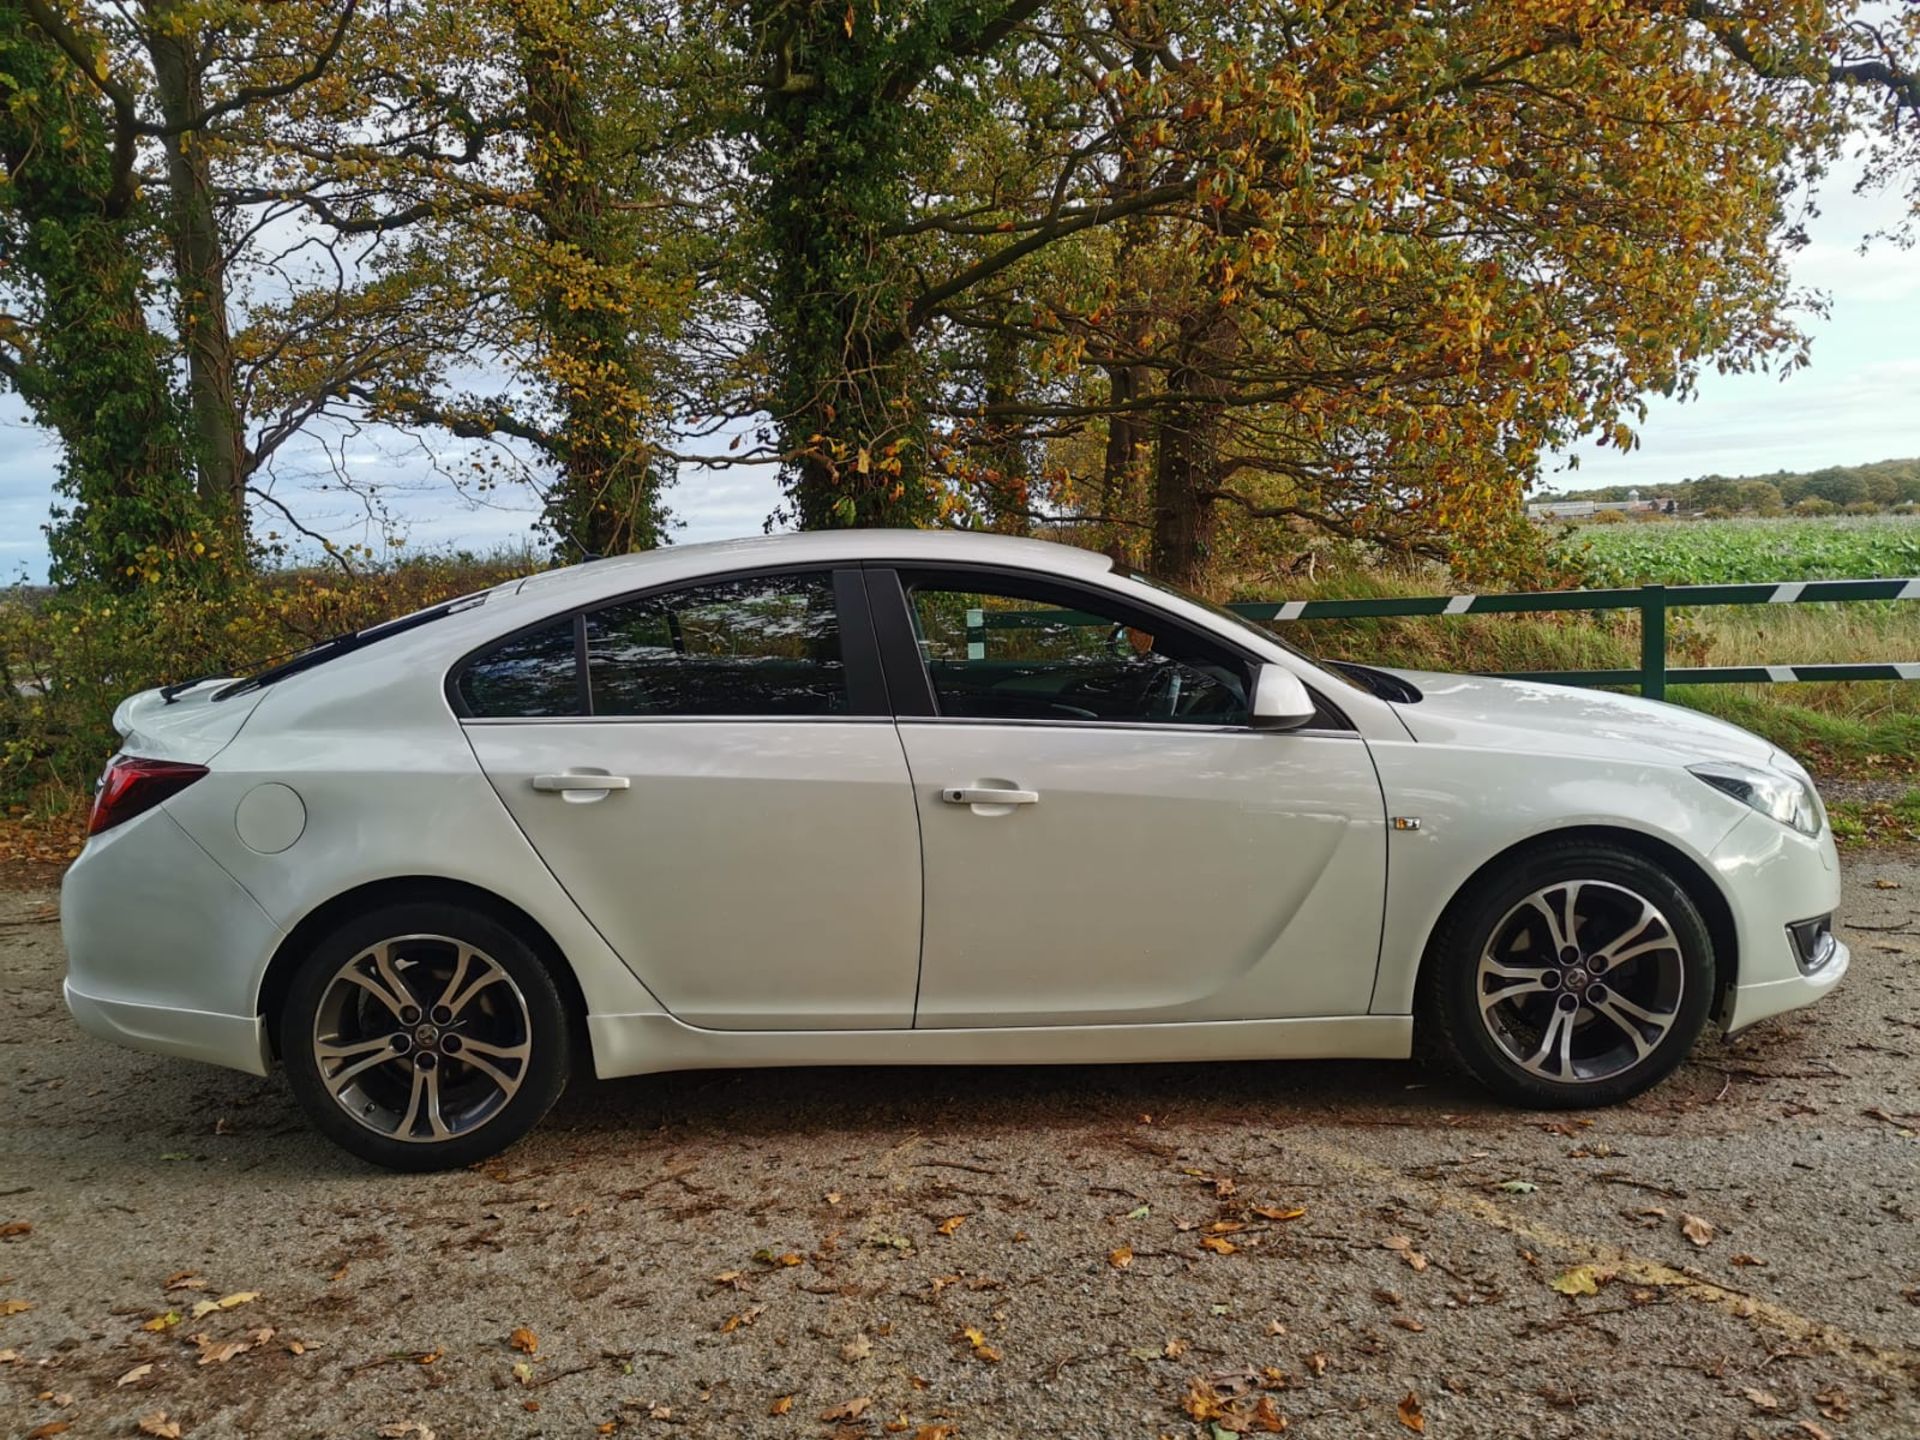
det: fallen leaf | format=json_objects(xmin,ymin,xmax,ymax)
[
  {"xmin": 1251, "ymin": 1205, "xmax": 1306, "ymax": 1222},
  {"xmin": 136, "ymin": 1414, "xmax": 181, "ymax": 1440},
  {"xmin": 116, "ymin": 1363, "xmax": 153, "ymax": 1387},
  {"xmin": 912, "ymin": 1426, "xmax": 957, "ymax": 1440},
  {"xmin": 188, "ymin": 1292, "xmax": 258, "ymax": 1320},
  {"xmin": 1126, "ymin": 1203, "xmax": 1151, "ymax": 1219},
  {"xmin": 841, "ymin": 1333, "xmax": 873, "ymax": 1361},
  {"xmin": 1246, "ymin": 1395, "xmax": 1289, "ymax": 1432},
  {"xmin": 1680, "ymin": 1214, "xmax": 1717, "ymax": 1247},
  {"xmin": 754, "ymin": 1248, "xmax": 803, "ymax": 1267},
  {"xmin": 1206, "ymin": 1221, "xmax": 1246, "ymax": 1235},
  {"xmin": 1304, "ymin": 1352, "xmax": 1327, "ymax": 1376},
  {"xmin": 1543, "ymin": 1267, "xmax": 1605, "ymax": 1305},
  {"xmin": 1798, "ymin": 1424, "xmax": 1835, "ymax": 1440},
  {"xmin": 1871, "ymin": 878, "xmax": 1900, "ymax": 889},
  {"xmin": 376, "ymin": 1426, "xmax": 437, "ymax": 1440},
  {"xmin": 1744, "ymin": 1387, "xmax": 1781, "ymax": 1412},
  {"xmin": 25, "ymin": 1424, "xmax": 70, "ymax": 1439},
  {"xmin": 1200, "ymin": 1236, "xmax": 1238, "ymax": 1255},
  {"xmin": 1, "ymin": 1300, "xmax": 31, "ymax": 1316},
  {"xmin": 935, "ymin": 1216, "xmax": 965, "ymax": 1237},
  {"xmin": 769, "ymin": 1394, "xmax": 795, "ymax": 1416},
  {"xmin": 1397, "ymin": 1391, "xmax": 1426, "ymax": 1433},
  {"xmin": 1381, "ymin": 1236, "xmax": 1428, "ymax": 1271},
  {"xmin": 820, "ymin": 1397, "xmax": 871, "ymax": 1422},
  {"xmin": 720, "ymin": 1306, "xmax": 765, "ymax": 1334},
  {"xmin": 1495, "ymin": 1180, "xmax": 1538, "ymax": 1194},
  {"xmin": 1108, "ymin": 1246, "xmax": 1134, "ymax": 1269},
  {"xmin": 711, "ymin": 1270, "xmax": 747, "ymax": 1290},
  {"xmin": 1391, "ymin": 1316, "xmax": 1426, "ymax": 1333},
  {"xmin": 1164, "ymin": 1337, "xmax": 1190, "ymax": 1359},
  {"xmin": 958, "ymin": 1326, "xmax": 1001, "ymax": 1362},
  {"xmin": 0, "ymin": 1222, "xmax": 30, "ymax": 1238},
  {"xmin": 511, "ymin": 1361, "xmax": 534, "ymax": 1386},
  {"xmin": 1730, "ymin": 1253, "xmax": 1766, "ymax": 1267},
  {"xmin": 140, "ymin": 1312, "xmax": 180, "ymax": 1332},
  {"xmin": 509, "ymin": 1326, "xmax": 538, "ymax": 1354}
]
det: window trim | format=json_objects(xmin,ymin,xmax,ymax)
[
  {"xmin": 445, "ymin": 563, "xmax": 889, "ymax": 721},
  {"xmin": 862, "ymin": 561, "xmax": 1353, "ymax": 733}
]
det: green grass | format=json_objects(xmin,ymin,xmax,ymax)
[
  {"xmin": 1563, "ymin": 514, "xmax": 1920, "ymax": 586},
  {"xmin": 1828, "ymin": 787, "xmax": 1920, "ymax": 846}
]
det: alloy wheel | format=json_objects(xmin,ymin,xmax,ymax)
[
  {"xmin": 311, "ymin": 934, "xmax": 533, "ymax": 1142},
  {"xmin": 1475, "ymin": 880, "xmax": 1685, "ymax": 1084}
]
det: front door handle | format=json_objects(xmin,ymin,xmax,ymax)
[
  {"xmin": 941, "ymin": 786, "xmax": 1039, "ymax": 806},
  {"xmin": 532, "ymin": 771, "xmax": 631, "ymax": 793}
]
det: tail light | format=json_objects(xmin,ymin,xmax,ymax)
[{"xmin": 88, "ymin": 755, "xmax": 209, "ymax": 836}]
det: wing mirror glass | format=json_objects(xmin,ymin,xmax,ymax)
[{"xmin": 1250, "ymin": 663, "xmax": 1316, "ymax": 731}]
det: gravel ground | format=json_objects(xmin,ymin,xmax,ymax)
[{"xmin": 2, "ymin": 858, "xmax": 1918, "ymax": 1440}]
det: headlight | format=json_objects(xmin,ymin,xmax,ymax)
[{"xmin": 1688, "ymin": 761, "xmax": 1823, "ymax": 836}]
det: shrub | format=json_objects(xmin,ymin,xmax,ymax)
[
  {"xmin": 1588, "ymin": 508, "xmax": 1629, "ymax": 524},
  {"xmin": 1, "ymin": 555, "xmax": 532, "ymax": 822}
]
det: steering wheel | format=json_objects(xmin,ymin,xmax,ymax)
[{"xmin": 1139, "ymin": 662, "xmax": 1184, "ymax": 719}]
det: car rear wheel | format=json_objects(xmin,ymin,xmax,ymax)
[
  {"xmin": 1422, "ymin": 842, "xmax": 1716, "ymax": 1108},
  {"xmin": 279, "ymin": 901, "xmax": 570, "ymax": 1170}
]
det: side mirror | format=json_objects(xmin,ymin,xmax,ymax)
[{"xmin": 1250, "ymin": 664, "xmax": 1316, "ymax": 731}]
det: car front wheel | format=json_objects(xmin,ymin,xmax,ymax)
[
  {"xmin": 1423, "ymin": 842, "xmax": 1716, "ymax": 1108},
  {"xmin": 279, "ymin": 901, "xmax": 571, "ymax": 1170}
]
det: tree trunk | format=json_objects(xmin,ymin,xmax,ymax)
[
  {"xmin": 1149, "ymin": 307, "xmax": 1235, "ymax": 590},
  {"xmin": 754, "ymin": 1, "xmax": 928, "ymax": 530},
  {"xmin": 143, "ymin": 1, "xmax": 248, "ymax": 550},
  {"xmin": 514, "ymin": 2, "xmax": 666, "ymax": 560},
  {"xmin": 1, "ymin": 9, "xmax": 209, "ymax": 587}
]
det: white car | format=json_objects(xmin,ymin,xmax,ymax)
[{"xmin": 62, "ymin": 532, "xmax": 1846, "ymax": 1168}]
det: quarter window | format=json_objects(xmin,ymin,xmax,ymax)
[
  {"xmin": 456, "ymin": 617, "xmax": 580, "ymax": 718},
  {"xmin": 907, "ymin": 581, "xmax": 1248, "ymax": 725},
  {"xmin": 586, "ymin": 572, "xmax": 847, "ymax": 717}
]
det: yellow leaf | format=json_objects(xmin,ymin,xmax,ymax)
[
  {"xmin": 1252, "ymin": 1206, "xmax": 1306, "ymax": 1222},
  {"xmin": 769, "ymin": 1394, "xmax": 795, "ymax": 1416},
  {"xmin": 509, "ymin": 1326, "xmax": 538, "ymax": 1354},
  {"xmin": 1550, "ymin": 1265, "xmax": 1605, "ymax": 1296},
  {"xmin": 1108, "ymin": 1246, "xmax": 1133, "ymax": 1269},
  {"xmin": 140, "ymin": 1312, "xmax": 181, "ymax": 1332},
  {"xmin": 1680, "ymin": 1213, "xmax": 1717, "ymax": 1247},
  {"xmin": 936, "ymin": 1215, "xmax": 965, "ymax": 1236},
  {"xmin": 117, "ymin": 1362, "xmax": 153, "ymax": 1387},
  {"xmin": 1200, "ymin": 1235, "xmax": 1238, "ymax": 1255}
]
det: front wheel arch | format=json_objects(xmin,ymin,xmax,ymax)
[
  {"xmin": 1411, "ymin": 825, "xmax": 1741, "ymax": 1043},
  {"xmin": 257, "ymin": 877, "xmax": 589, "ymax": 1063}
]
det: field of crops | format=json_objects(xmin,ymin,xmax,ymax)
[{"xmin": 1564, "ymin": 515, "xmax": 1920, "ymax": 586}]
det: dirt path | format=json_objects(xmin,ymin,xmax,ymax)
[{"xmin": 3, "ymin": 858, "xmax": 1918, "ymax": 1440}]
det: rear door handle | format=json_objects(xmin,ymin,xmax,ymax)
[
  {"xmin": 941, "ymin": 786, "xmax": 1039, "ymax": 806},
  {"xmin": 532, "ymin": 772, "xmax": 631, "ymax": 793}
]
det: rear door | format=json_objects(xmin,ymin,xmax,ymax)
[
  {"xmin": 869, "ymin": 566, "xmax": 1387, "ymax": 1028},
  {"xmin": 457, "ymin": 567, "xmax": 923, "ymax": 1030}
]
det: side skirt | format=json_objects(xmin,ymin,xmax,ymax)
[{"xmin": 586, "ymin": 1013, "xmax": 1413, "ymax": 1080}]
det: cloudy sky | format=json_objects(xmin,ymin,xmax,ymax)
[{"xmin": 4, "ymin": 160, "xmax": 1917, "ymax": 583}]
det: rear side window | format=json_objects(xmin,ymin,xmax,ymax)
[
  {"xmin": 457, "ymin": 618, "xmax": 580, "ymax": 717},
  {"xmin": 586, "ymin": 572, "xmax": 846, "ymax": 717}
]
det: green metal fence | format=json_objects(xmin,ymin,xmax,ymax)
[{"xmin": 964, "ymin": 577, "xmax": 1920, "ymax": 701}]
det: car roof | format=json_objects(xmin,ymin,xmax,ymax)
[{"xmin": 508, "ymin": 528, "xmax": 1116, "ymax": 606}]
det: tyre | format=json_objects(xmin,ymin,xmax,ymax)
[
  {"xmin": 1422, "ymin": 842, "xmax": 1716, "ymax": 1108},
  {"xmin": 279, "ymin": 901, "xmax": 571, "ymax": 1170}
]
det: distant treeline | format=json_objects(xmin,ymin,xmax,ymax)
[{"xmin": 1539, "ymin": 458, "xmax": 1920, "ymax": 512}]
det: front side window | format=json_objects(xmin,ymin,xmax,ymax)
[
  {"xmin": 586, "ymin": 571, "xmax": 847, "ymax": 717},
  {"xmin": 457, "ymin": 617, "xmax": 580, "ymax": 718},
  {"xmin": 907, "ymin": 579, "xmax": 1248, "ymax": 725}
]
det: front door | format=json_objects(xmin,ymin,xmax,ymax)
[
  {"xmin": 874, "ymin": 567, "xmax": 1387, "ymax": 1028},
  {"xmin": 458, "ymin": 567, "xmax": 922, "ymax": 1030}
]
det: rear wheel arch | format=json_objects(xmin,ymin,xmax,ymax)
[
  {"xmin": 1412, "ymin": 825, "xmax": 1740, "ymax": 1028},
  {"xmin": 257, "ymin": 877, "xmax": 588, "ymax": 1060}
]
